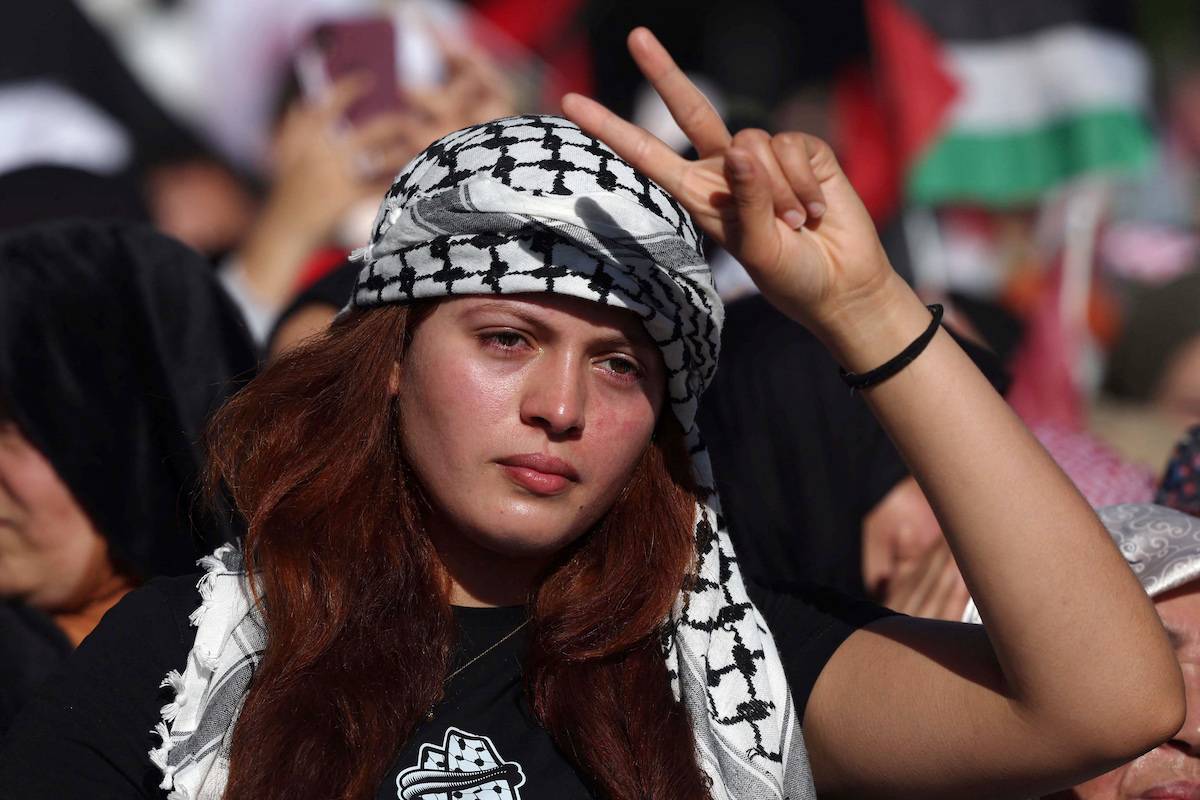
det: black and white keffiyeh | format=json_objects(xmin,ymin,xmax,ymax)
[{"xmin": 151, "ymin": 115, "xmax": 814, "ymax": 800}]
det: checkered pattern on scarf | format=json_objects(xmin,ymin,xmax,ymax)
[
  {"xmin": 349, "ymin": 114, "xmax": 717, "ymax": 430},
  {"xmin": 151, "ymin": 116, "xmax": 813, "ymax": 800}
]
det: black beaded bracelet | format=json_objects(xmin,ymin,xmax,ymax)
[{"xmin": 839, "ymin": 304, "xmax": 944, "ymax": 392}]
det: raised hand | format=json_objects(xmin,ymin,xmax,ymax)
[
  {"xmin": 402, "ymin": 45, "xmax": 517, "ymax": 158},
  {"xmin": 561, "ymin": 28, "xmax": 899, "ymax": 338}
]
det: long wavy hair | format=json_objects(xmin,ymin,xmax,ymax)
[{"xmin": 206, "ymin": 303, "xmax": 712, "ymax": 799}]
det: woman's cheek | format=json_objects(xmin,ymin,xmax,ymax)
[
  {"xmin": 587, "ymin": 398, "xmax": 656, "ymax": 483},
  {"xmin": 415, "ymin": 352, "xmax": 514, "ymax": 435}
]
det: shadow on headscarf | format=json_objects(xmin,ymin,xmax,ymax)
[{"xmin": 0, "ymin": 219, "xmax": 259, "ymax": 579}]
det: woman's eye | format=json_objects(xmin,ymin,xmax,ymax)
[
  {"xmin": 599, "ymin": 356, "xmax": 643, "ymax": 379},
  {"xmin": 482, "ymin": 331, "xmax": 527, "ymax": 350}
]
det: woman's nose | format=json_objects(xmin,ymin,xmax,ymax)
[{"xmin": 519, "ymin": 352, "xmax": 587, "ymax": 437}]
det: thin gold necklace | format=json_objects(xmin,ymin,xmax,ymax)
[{"xmin": 426, "ymin": 618, "xmax": 530, "ymax": 721}]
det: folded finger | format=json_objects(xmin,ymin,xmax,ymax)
[
  {"xmin": 347, "ymin": 113, "xmax": 413, "ymax": 151},
  {"xmin": 358, "ymin": 142, "xmax": 418, "ymax": 180},
  {"xmin": 405, "ymin": 87, "xmax": 454, "ymax": 123},
  {"xmin": 627, "ymin": 27, "xmax": 731, "ymax": 158},
  {"xmin": 724, "ymin": 147, "xmax": 782, "ymax": 272},
  {"xmin": 734, "ymin": 128, "xmax": 806, "ymax": 229},
  {"xmin": 442, "ymin": 63, "xmax": 489, "ymax": 116},
  {"xmin": 772, "ymin": 132, "xmax": 826, "ymax": 220}
]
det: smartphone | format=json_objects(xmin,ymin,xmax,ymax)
[{"xmin": 299, "ymin": 16, "xmax": 403, "ymax": 126}]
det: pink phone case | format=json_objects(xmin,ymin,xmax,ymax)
[{"xmin": 314, "ymin": 17, "xmax": 403, "ymax": 125}]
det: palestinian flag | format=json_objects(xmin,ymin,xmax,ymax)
[{"xmin": 844, "ymin": 0, "xmax": 1154, "ymax": 213}]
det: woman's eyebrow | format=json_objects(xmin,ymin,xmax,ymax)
[
  {"xmin": 460, "ymin": 301, "xmax": 546, "ymax": 326},
  {"xmin": 590, "ymin": 332, "xmax": 648, "ymax": 353},
  {"xmin": 463, "ymin": 302, "xmax": 652, "ymax": 352}
]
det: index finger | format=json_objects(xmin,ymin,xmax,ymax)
[
  {"xmin": 561, "ymin": 92, "xmax": 688, "ymax": 194},
  {"xmin": 627, "ymin": 27, "xmax": 731, "ymax": 158}
]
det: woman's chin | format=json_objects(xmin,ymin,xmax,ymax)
[
  {"xmin": 450, "ymin": 507, "xmax": 593, "ymax": 561},
  {"xmin": 462, "ymin": 524, "xmax": 585, "ymax": 560}
]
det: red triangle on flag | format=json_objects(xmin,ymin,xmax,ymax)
[{"xmin": 835, "ymin": 0, "xmax": 959, "ymax": 221}]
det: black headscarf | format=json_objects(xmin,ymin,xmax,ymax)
[{"xmin": 0, "ymin": 220, "xmax": 257, "ymax": 578}]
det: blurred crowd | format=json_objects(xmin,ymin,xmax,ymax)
[{"xmin": 6, "ymin": 1, "xmax": 1200, "ymax": 797}]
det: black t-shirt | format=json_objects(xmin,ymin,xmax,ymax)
[
  {"xmin": 699, "ymin": 294, "xmax": 910, "ymax": 597},
  {"xmin": 0, "ymin": 602, "xmax": 71, "ymax": 737},
  {"xmin": 0, "ymin": 574, "xmax": 892, "ymax": 799}
]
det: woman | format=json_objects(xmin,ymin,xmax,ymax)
[
  {"xmin": 0, "ymin": 220, "xmax": 257, "ymax": 733},
  {"xmin": 0, "ymin": 30, "xmax": 1184, "ymax": 800}
]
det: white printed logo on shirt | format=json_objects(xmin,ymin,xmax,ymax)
[{"xmin": 396, "ymin": 727, "xmax": 526, "ymax": 800}]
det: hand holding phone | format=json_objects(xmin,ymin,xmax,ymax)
[{"xmin": 300, "ymin": 16, "xmax": 403, "ymax": 127}]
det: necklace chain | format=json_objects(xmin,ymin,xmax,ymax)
[{"xmin": 426, "ymin": 618, "xmax": 530, "ymax": 721}]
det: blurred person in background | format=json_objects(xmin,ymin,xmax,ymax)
[
  {"xmin": 221, "ymin": 36, "xmax": 517, "ymax": 345},
  {"xmin": 2, "ymin": 0, "xmax": 522, "ymax": 343},
  {"xmin": 0, "ymin": 221, "xmax": 257, "ymax": 734},
  {"xmin": 1106, "ymin": 268, "xmax": 1200, "ymax": 426},
  {"xmin": 0, "ymin": 0, "xmax": 256, "ymax": 254},
  {"xmin": 1158, "ymin": 425, "xmax": 1200, "ymax": 517}
]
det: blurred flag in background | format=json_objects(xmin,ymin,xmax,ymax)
[{"xmin": 840, "ymin": 0, "xmax": 1155, "ymax": 218}]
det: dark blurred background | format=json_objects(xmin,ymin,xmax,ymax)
[{"xmin": 6, "ymin": 0, "xmax": 1200, "ymax": 475}]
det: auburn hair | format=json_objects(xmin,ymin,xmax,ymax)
[{"xmin": 206, "ymin": 303, "xmax": 712, "ymax": 799}]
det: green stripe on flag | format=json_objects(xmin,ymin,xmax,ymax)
[{"xmin": 907, "ymin": 107, "xmax": 1154, "ymax": 207}]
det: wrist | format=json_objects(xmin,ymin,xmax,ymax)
[
  {"xmin": 237, "ymin": 210, "xmax": 321, "ymax": 304},
  {"xmin": 811, "ymin": 273, "xmax": 933, "ymax": 376},
  {"xmin": 259, "ymin": 188, "xmax": 331, "ymax": 247}
]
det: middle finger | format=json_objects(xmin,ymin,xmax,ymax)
[{"xmin": 732, "ymin": 128, "xmax": 806, "ymax": 229}]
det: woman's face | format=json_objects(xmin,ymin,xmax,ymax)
[
  {"xmin": 0, "ymin": 422, "xmax": 110, "ymax": 610},
  {"xmin": 396, "ymin": 294, "xmax": 666, "ymax": 561}
]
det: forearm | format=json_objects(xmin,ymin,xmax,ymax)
[
  {"xmin": 235, "ymin": 198, "xmax": 323, "ymax": 308},
  {"xmin": 817, "ymin": 275, "xmax": 1181, "ymax": 747}
]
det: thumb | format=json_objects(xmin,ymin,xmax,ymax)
[{"xmin": 724, "ymin": 148, "xmax": 781, "ymax": 272}]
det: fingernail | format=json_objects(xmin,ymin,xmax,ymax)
[
  {"xmin": 783, "ymin": 209, "xmax": 806, "ymax": 229},
  {"xmin": 807, "ymin": 201, "xmax": 826, "ymax": 218}
]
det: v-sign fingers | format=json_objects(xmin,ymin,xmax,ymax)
[
  {"xmin": 561, "ymin": 92, "xmax": 689, "ymax": 195},
  {"xmin": 627, "ymin": 27, "xmax": 731, "ymax": 159}
]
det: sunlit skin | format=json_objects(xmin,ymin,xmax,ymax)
[
  {"xmin": 549, "ymin": 27, "xmax": 1183, "ymax": 797},
  {"xmin": 394, "ymin": 294, "xmax": 666, "ymax": 607},
  {"xmin": 0, "ymin": 422, "xmax": 131, "ymax": 645},
  {"xmin": 1064, "ymin": 585, "xmax": 1200, "ymax": 800}
]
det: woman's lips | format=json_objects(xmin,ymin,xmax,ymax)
[
  {"xmin": 1139, "ymin": 782, "xmax": 1200, "ymax": 800},
  {"xmin": 497, "ymin": 454, "xmax": 579, "ymax": 496}
]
